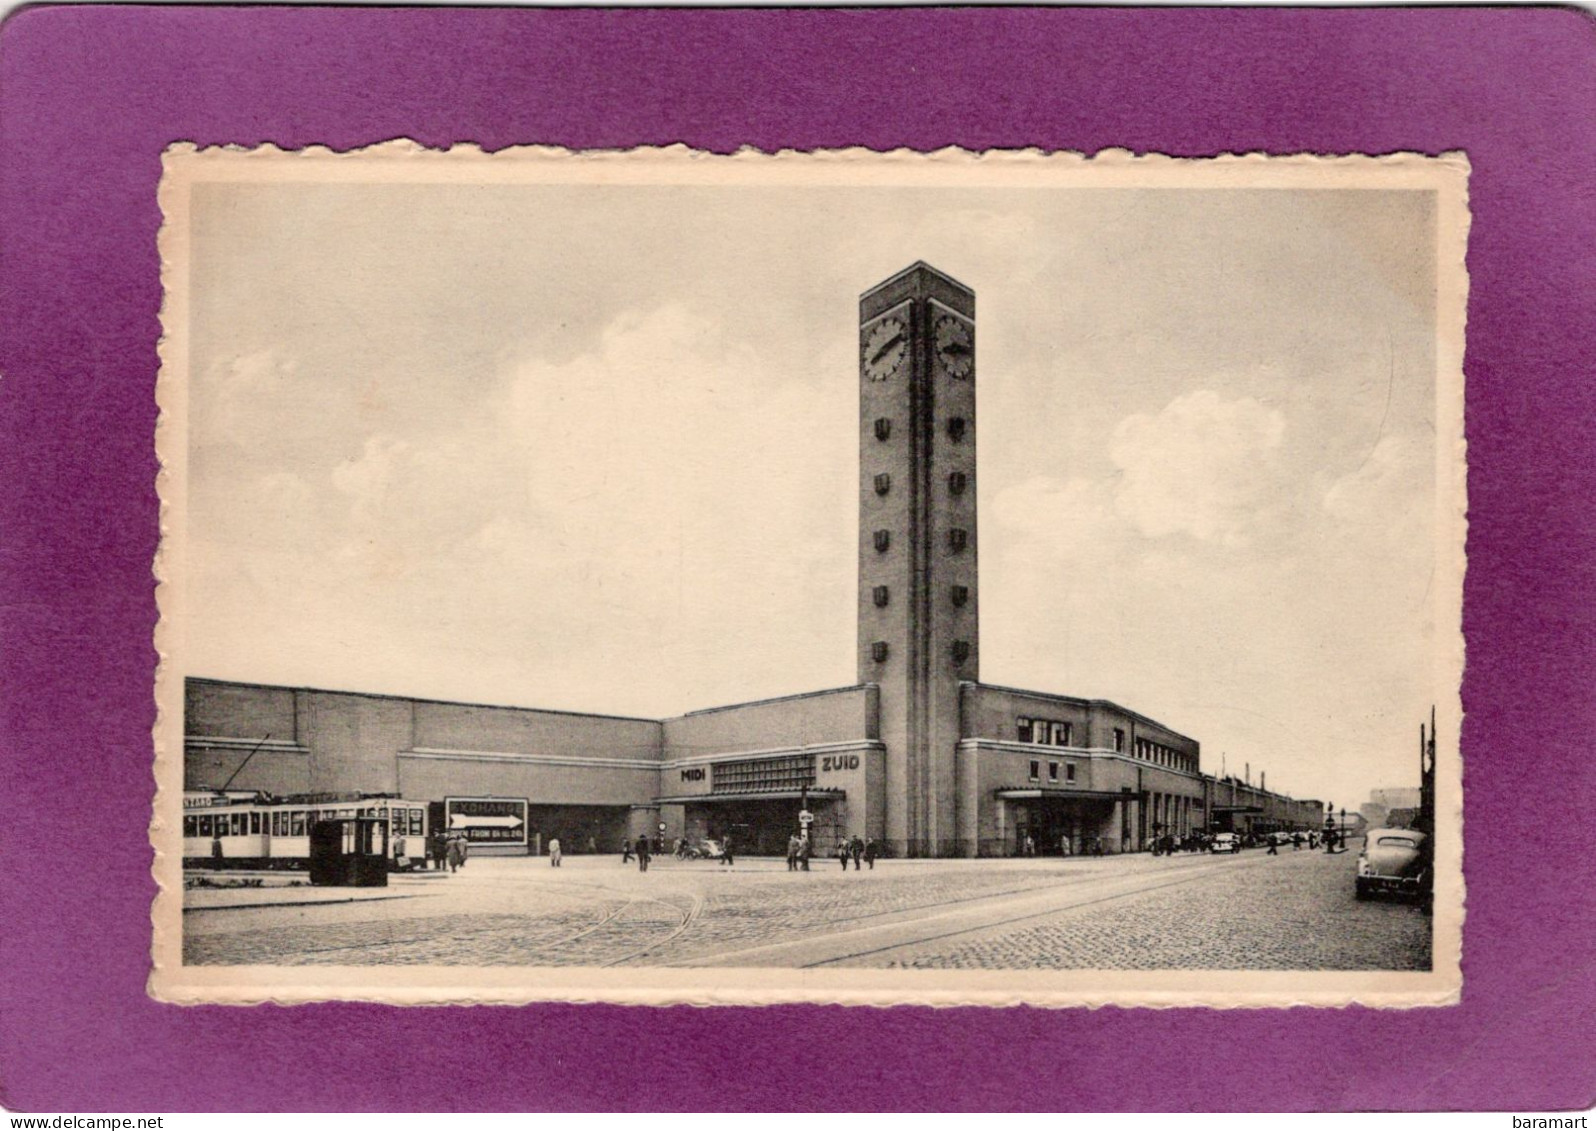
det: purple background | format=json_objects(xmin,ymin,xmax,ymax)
[{"xmin": 1, "ymin": 6, "xmax": 1593, "ymax": 1113}]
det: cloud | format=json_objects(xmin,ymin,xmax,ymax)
[{"xmin": 1108, "ymin": 390, "xmax": 1287, "ymax": 545}]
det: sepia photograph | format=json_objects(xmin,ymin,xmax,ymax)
[{"xmin": 151, "ymin": 145, "xmax": 1466, "ymax": 1006}]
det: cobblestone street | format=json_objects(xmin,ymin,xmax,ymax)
[{"xmin": 183, "ymin": 843, "xmax": 1430, "ymax": 971}]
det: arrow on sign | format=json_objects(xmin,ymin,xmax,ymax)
[{"xmin": 451, "ymin": 814, "xmax": 524, "ymax": 829}]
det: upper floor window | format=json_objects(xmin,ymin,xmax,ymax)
[
  {"xmin": 1048, "ymin": 761, "xmax": 1059, "ymax": 782},
  {"xmin": 1028, "ymin": 760, "xmax": 1041, "ymax": 781},
  {"xmin": 1114, "ymin": 728, "xmax": 1126, "ymax": 752},
  {"xmin": 1017, "ymin": 717, "xmax": 1033, "ymax": 743},
  {"xmin": 1065, "ymin": 763, "xmax": 1077, "ymax": 783}
]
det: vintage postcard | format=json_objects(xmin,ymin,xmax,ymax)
[{"xmin": 151, "ymin": 144, "xmax": 1466, "ymax": 1007}]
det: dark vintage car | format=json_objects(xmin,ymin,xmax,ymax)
[{"xmin": 1355, "ymin": 827, "xmax": 1430, "ymax": 902}]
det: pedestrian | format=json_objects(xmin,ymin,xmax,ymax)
[
  {"xmin": 211, "ymin": 828, "xmax": 224, "ymax": 865},
  {"xmin": 393, "ymin": 833, "xmax": 409, "ymax": 872},
  {"xmin": 447, "ymin": 833, "xmax": 465, "ymax": 873},
  {"xmin": 850, "ymin": 835, "xmax": 864, "ymax": 871},
  {"xmin": 548, "ymin": 836, "xmax": 562, "ymax": 867},
  {"xmin": 836, "ymin": 837, "xmax": 850, "ymax": 871},
  {"xmin": 636, "ymin": 834, "xmax": 651, "ymax": 872},
  {"xmin": 1060, "ymin": 833, "xmax": 1073, "ymax": 857},
  {"xmin": 721, "ymin": 834, "xmax": 735, "ymax": 867},
  {"xmin": 1024, "ymin": 834, "xmax": 1036, "ymax": 858},
  {"xmin": 1267, "ymin": 834, "xmax": 1278, "ymax": 855},
  {"xmin": 622, "ymin": 838, "xmax": 634, "ymax": 864},
  {"xmin": 863, "ymin": 838, "xmax": 877, "ymax": 870},
  {"xmin": 799, "ymin": 834, "xmax": 811, "ymax": 871},
  {"xmin": 586, "ymin": 835, "xmax": 597, "ymax": 855},
  {"xmin": 430, "ymin": 828, "xmax": 448, "ymax": 870},
  {"xmin": 787, "ymin": 834, "xmax": 801, "ymax": 871},
  {"xmin": 1293, "ymin": 832, "xmax": 1304, "ymax": 851}
]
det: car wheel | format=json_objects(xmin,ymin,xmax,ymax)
[{"xmin": 1355, "ymin": 879, "xmax": 1372, "ymax": 901}]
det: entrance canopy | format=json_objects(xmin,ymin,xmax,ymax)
[
  {"xmin": 654, "ymin": 788, "xmax": 846, "ymax": 804},
  {"xmin": 994, "ymin": 788, "xmax": 1127, "ymax": 801}
]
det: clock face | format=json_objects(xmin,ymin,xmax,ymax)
[
  {"xmin": 862, "ymin": 317, "xmax": 907, "ymax": 382},
  {"xmin": 935, "ymin": 315, "xmax": 973, "ymax": 379}
]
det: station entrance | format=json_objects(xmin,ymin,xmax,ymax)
[
  {"xmin": 1005, "ymin": 791, "xmax": 1124, "ymax": 856},
  {"xmin": 679, "ymin": 790, "xmax": 845, "ymax": 856},
  {"xmin": 525, "ymin": 804, "xmax": 631, "ymax": 856}
]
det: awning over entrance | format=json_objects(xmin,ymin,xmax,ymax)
[
  {"xmin": 994, "ymin": 788, "xmax": 1129, "ymax": 801},
  {"xmin": 653, "ymin": 789, "xmax": 846, "ymax": 804},
  {"xmin": 1210, "ymin": 804, "xmax": 1264, "ymax": 813}
]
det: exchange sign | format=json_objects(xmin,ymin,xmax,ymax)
[{"xmin": 445, "ymin": 796, "xmax": 530, "ymax": 846}]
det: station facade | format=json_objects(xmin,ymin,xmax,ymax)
[{"xmin": 185, "ymin": 263, "xmax": 1322, "ymax": 857}]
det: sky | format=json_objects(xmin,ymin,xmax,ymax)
[{"xmin": 182, "ymin": 171, "xmax": 1443, "ymax": 810}]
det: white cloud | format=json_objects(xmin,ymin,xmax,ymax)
[{"xmin": 1109, "ymin": 390, "xmax": 1287, "ymax": 545}]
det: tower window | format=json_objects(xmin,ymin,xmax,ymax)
[
  {"xmin": 873, "ymin": 529, "xmax": 891, "ymax": 553},
  {"xmin": 948, "ymin": 471, "xmax": 967, "ymax": 495},
  {"xmin": 951, "ymin": 585, "xmax": 969, "ymax": 607},
  {"xmin": 948, "ymin": 528, "xmax": 968, "ymax": 552},
  {"xmin": 952, "ymin": 640, "xmax": 970, "ymax": 664},
  {"xmin": 874, "ymin": 473, "xmax": 891, "ymax": 496},
  {"xmin": 873, "ymin": 585, "xmax": 890, "ymax": 608},
  {"xmin": 871, "ymin": 641, "xmax": 889, "ymax": 663},
  {"xmin": 874, "ymin": 417, "xmax": 892, "ymax": 441},
  {"xmin": 947, "ymin": 417, "xmax": 967, "ymax": 442}
]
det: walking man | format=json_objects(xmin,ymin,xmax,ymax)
[
  {"xmin": 635, "ymin": 833, "xmax": 651, "ymax": 872},
  {"xmin": 863, "ymin": 838, "xmax": 877, "ymax": 870},
  {"xmin": 850, "ymin": 835, "xmax": 864, "ymax": 871},
  {"xmin": 721, "ymin": 834, "xmax": 735, "ymax": 867},
  {"xmin": 787, "ymin": 834, "xmax": 801, "ymax": 871},
  {"xmin": 799, "ymin": 834, "xmax": 811, "ymax": 871}
]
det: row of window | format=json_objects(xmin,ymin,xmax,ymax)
[
  {"xmin": 1017, "ymin": 717, "xmax": 1073, "ymax": 746},
  {"xmin": 874, "ymin": 417, "xmax": 967, "ymax": 442},
  {"xmin": 183, "ymin": 807, "xmax": 426, "ymax": 839},
  {"xmin": 712, "ymin": 753, "xmax": 816, "ymax": 795},
  {"xmin": 871, "ymin": 474, "xmax": 971, "ymax": 502},
  {"xmin": 868, "ymin": 583, "xmax": 972, "ymax": 608},
  {"xmin": 1019, "ymin": 720, "xmax": 1196, "ymax": 773},
  {"xmin": 1135, "ymin": 738, "xmax": 1193, "ymax": 772},
  {"xmin": 869, "ymin": 639, "xmax": 972, "ymax": 664},
  {"xmin": 1028, "ymin": 759, "xmax": 1078, "ymax": 785}
]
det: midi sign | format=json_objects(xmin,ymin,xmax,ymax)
[{"xmin": 445, "ymin": 797, "xmax": 529, "ymax": 846}]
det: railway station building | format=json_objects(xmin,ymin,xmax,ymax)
[{"xmin": 185, "ymin": 263, "xmax": 1323, "ymax": 857}]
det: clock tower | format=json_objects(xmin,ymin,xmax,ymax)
[{"xmin": 858, "ymin": 263, "xmax": 977, "ymax": 857}]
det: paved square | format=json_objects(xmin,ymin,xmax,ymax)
[{"xmin": 183, "ymin": 846, "xmax": 1429, "ymax": 970}]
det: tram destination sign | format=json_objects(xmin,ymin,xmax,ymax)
[{"xmin": 445, "ymin": 796, "xmax": 530, "ymax": 846}]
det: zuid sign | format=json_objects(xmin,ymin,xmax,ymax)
[
  {"xmin": 820, "ymin": 753, "xmax": 860, "ymax": 773},
  {"xmin": 445, "ymin": 797, "xmax": 529, "ymax": 845}
]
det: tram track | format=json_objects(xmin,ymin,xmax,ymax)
[{"xmin": 668, "ymin": 854, "xmax": 1262, "ymax": 968}]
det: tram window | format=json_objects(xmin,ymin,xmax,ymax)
[
  {"xmin": 290, "ymin": 812, "xmax": 305, "ymax": 837},
  {"xmin": 248, "ymin": 812, "xmax": 258, "ymax": 834},
  {"xmin": 184, "ymin": 815, "xmax": 197, "ymax": 837},
  {"xmin": 410, "ymin": 811, "xmax": 423, "ymax": 836},
  {"xmin": 197, "ymin": 815, "xmax": 212, "ymax": 837}
]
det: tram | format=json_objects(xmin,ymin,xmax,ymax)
[{"xmin": 182, "ymin": 790, "xmax": 430, "ymax": 871}]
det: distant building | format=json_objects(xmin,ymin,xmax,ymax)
[{"xmin": 186, "ymin": 264, "xmax": 1322, "ymax": 857}]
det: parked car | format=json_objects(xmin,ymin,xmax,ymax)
[
  {"xmin": 1209, "ymin": 832, "xmax": 1241, "ymax": 854},
  {"xmin": 1356, "ymin": 828, "xmax": 1430, "ymax": 902}
]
